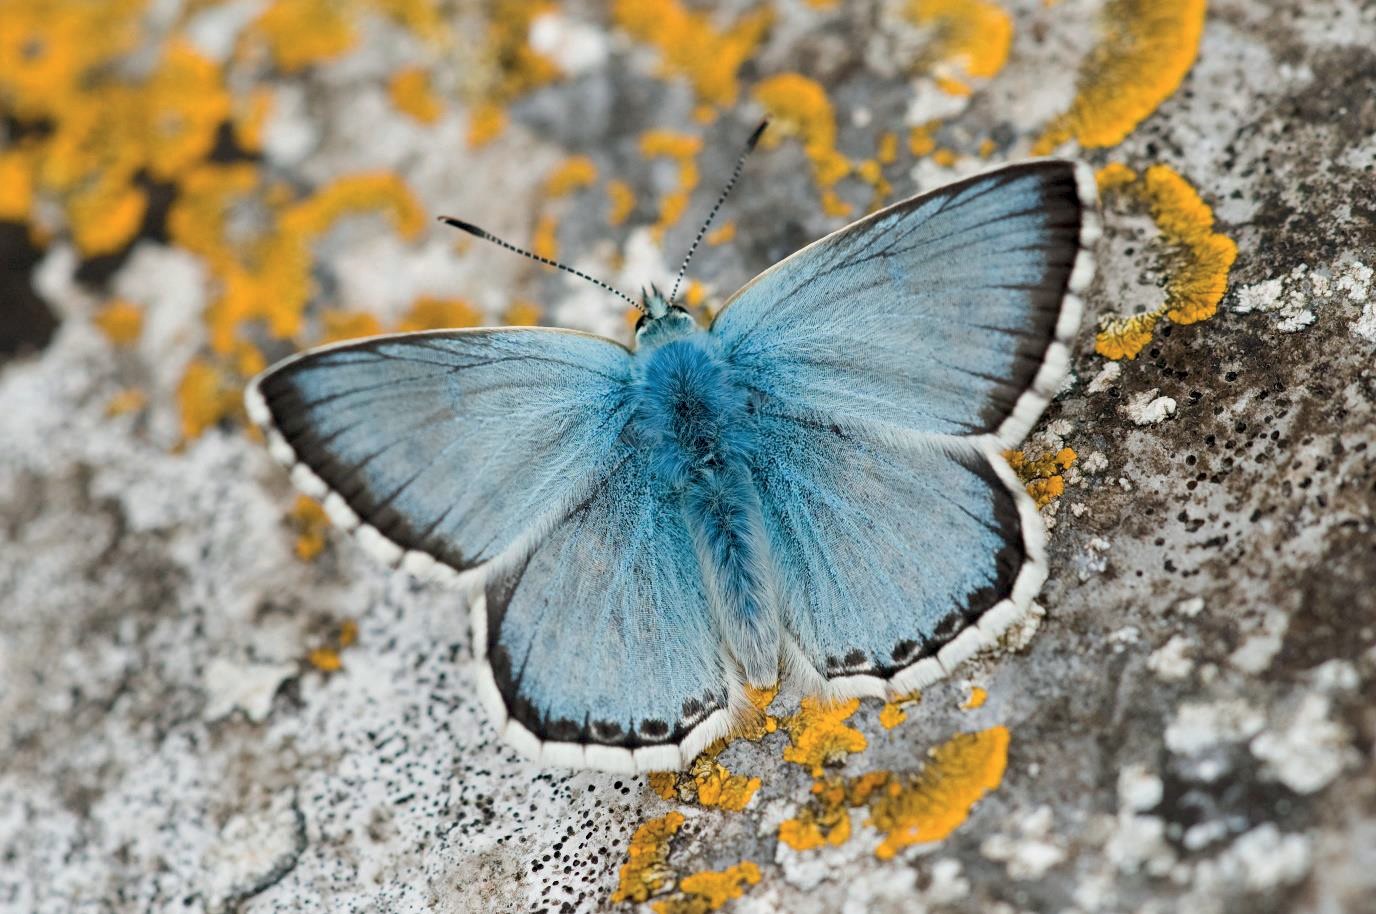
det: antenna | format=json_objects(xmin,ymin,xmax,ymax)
[
  {"xmin": 668, "ymin": 120, "xmax": 767, "ymax": 307},
  {"xmin": 437, "ymin": 216, "xmax": 641, "ymax": 311}
]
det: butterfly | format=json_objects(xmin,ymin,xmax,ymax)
[{"xmin": 246, "ymin": 122, "xmax": 1099, "ymax": 774}]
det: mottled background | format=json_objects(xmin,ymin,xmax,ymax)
[{"xmin": 1, "ymin": 1, "xmax": 1374, "ymax": 912}]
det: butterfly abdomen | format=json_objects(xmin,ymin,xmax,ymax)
[{"xmin": 633, "ymin": 335, "xmax": 779, "ymax": 686}]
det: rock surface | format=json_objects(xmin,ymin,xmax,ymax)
[{"xmin": 2, "ymin": 1, "xmax": 1374, "ymax": 912}]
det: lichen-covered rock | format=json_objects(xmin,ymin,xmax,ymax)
[{"xmin": 1, "ymin": 1, "xmax": 1374, "ymax": 912}]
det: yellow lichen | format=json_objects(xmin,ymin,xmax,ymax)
[
  {"xmin": 306, "ymin": 617, "xmax": 360, "ymax": 669},
  {"xmin": 652, "ymin": 862, "xmax": 762, "ymax": 914},
  {"xmin": 607, "ymin": 180, "xmax": 637, "ymax": 226},
  {"xmin": 706, "ymin": 221, "xmax": 736, "ymax": 246},
  {"xmin": 249, "ymin": 0, "xmax": 358, "ymax": 73},
  {"xmin": 319, "ymin": 311, "xmax": 385, "ymax": 344},
  {"xmin": 1033, "ymin": 0, "xmax": 1206, "ymax": 153},
  {"xmin": 287, "ymin": 495, "xmax": 331, "ymax": 561},
  {"xmin": 781, "ymin": 728, "xmax": 1009, "ymax": 858},
  {"xmin": 652, "ymin": 684, "xmax": 776, "ymax": 806},
  {"xmin": 531, "ymin": 212, "xmax": 560, "ymax": 261},
  {"xmin": 232, "ymin": 88, "xmax": 275, "ymax": 154},
  {"xmin": 503, "ymin": 300, "xmax": 543, "ymax": 326},
  {"xmin": 389, "ymin": 67, "xmax": 444, "ymax": 124},
  {"xmin": 869, "ymin": 727, "xmax": 1009, "ymax": 858},
  {"xmin": 105, "ymin": 388, "xmax": 147, "ymax": 417},
  {"xmin": 611, "ymin": 812, "xmax": 687, "ymax": 904},
  {"xmin": 176, "ymin": 358, "xmax": 242, "ymax": 442},
  {"xmin": 94, "ymin": 300, "xmax": 144, "ymax": 346},
  {"xmin": 879, "ymin": 692, "xmax": 920, "ymax": 730},
  {"xmin": 962, "ymin": 686, "xmax": 988, "ymax": 710},
  {"xmin": 640, "ymin": 130, "xmax": 703, "ymax": 239},
  {"xmin": 544, "ymin": 156, "xmax": 599, "ymax": 197},
  {"xmin": 467, "ymin": 102, "xmax": 508, "ymax": 148},
  {"xmin": 1006, "ymin": 446, "xmax": 1077, "ymax": 508},
  {"xmin": 781, "ymin": 697, "xmax": 867, "ymax": 777},
  {"xmin": 612, "ymin": 0, "xmax": 773, "ymax": 109},
  {"xmin": 1093, "ymin": 163, "xmax": 1237, "ymax": 359},
  {"xmin": 908, "ymin": 121, "xmax": 939, "ymax": 157},
  {"xmin": 907, "ymin": 0, "xmax": 1014, "ymax": 96},
  {"xmin": 397, "ymin": 297, "xmax": 482, "ymax": 331},
  {"xmin": 752, "ymin": 74, "xmax": 852, "ymax": 218}
]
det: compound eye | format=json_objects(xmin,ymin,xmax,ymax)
[{"xmin": 635, "ymin": 314, "xmax": 647, "ymax": 331}]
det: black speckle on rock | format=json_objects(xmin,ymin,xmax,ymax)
[{"xmin": 0, "ymin": 222, "xmax": 58, "ymax": 361}]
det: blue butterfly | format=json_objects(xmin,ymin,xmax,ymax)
[{"xmin": 246, "ymin": 122, "xmax": 1098, "ymax": 774}]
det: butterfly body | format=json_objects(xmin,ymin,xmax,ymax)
[
  {"xmin": 632, "ymin": 308, "xmax": 778, "ymax": 686},
  {"xmin": 247, "ymin": 159, "xmax": 1100, "ymax": 773}
]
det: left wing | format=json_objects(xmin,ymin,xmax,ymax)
[{"xmin": 246, "ymin": 328, "xmax": 634, "ymax": 583}]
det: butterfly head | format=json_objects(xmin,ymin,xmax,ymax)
[{"xmin": 634, "ymin": 284, "xmax": 696, "ymax": 348}]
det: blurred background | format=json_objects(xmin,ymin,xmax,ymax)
[{"xmin": 2, "ymin": 2, "xmax": 1375, "ymax": 913}]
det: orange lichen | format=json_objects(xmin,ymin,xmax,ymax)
[
  {"xmin": 233, "ymin": 88, "xmax": 275, "ymax": 154},
  {"xmin": 467, "ymin": 103, "xmax": 508, "ymax": 148},
  {"xmin": 176, "ymin": 358, "xmax": 242, "ymax": 442},
  {"xmin": 640, "ymin": 130, "xmax": 704, "ymax": 239},
  {"xmin": 652, "ymin": 684, "xmax": 776, "ymax": 806},
  {"xmin": 652, "ymin": 862, "xmax": 762, "ymax": 914},
  {"xmin": 397, "ymin": 297, "xmax": 483, "ymax": 331},
  {"xmin": 0, "ymin": 0, "xmax": 142, "ymax": 121},
  {"xmin": 1033, "ymin": 0, "xmax": 1206, "ymax": 153},
  {"xmin": 250, "ymin": 0, "xmax": 358, "ymax": 73},
  {"xmin": 778, "ymin": 771, "xmax": 892, "ymax": 851},
  {"xmin": 706, "ymin": 221, "xmax": 736, "ymax": 246},
  {"xmin": 931, "ymin": 148, "xmax": 958, "ymax": 168},
  {"xmin": 907, "ymin": 0, "xmax": 1014, "ymax": 95},
  {"xmin": 607, "ymin": 180, "xmax": 637, "ymax": 227},
  {"xmin": 106, "ymin": 388, "xmax": 148, "ymax": 417},
  {"xmin": 389, "ymin": 67, "xmax": 444, "ymax": 124},
  {"xmin": 306, "ymin": 617, "xmax": 360, "ymax": 669},
  {"xmin": 503, "ymin": 300, "xmax": 543, "ymax": 326},
  {"xmin": 962, "ymin": 686, "xmax": 988, "ymax": 710},
  {"xmin": 288, "ymin": 494, "xmax": 331, "ymax": 561},
  {"xmin": 879, "ymin": 692, "xmax": 921, "ymax": 730},
  {"xmin": 869, "ymin": 727, "xmax": 1009, "ymax": 858},
  {"xmin": 0, "ymin": 150, "xmax": 35, "ymax": 222},
  {"xmin": 611, "ymin": 812, "xmax": 687, "ymax": 904},
  {"xmin": 462, "ymin": 0, "xmax": 558, "ymax": 149},
  {"xmin": 612, "ymin": 0, "xmax": 773, "ymax": 109},
  {"xmin": 781, "ymin": 697, "xmax": 867, "ymax": 776},
  {"xmin": 908, "ymin": 122, "xmax": 940, "ymax": 157},
  {"xmin": 307, "ymin": 647, "xmax": 343, "ymax": 672},
  {"xmin": 544, "ymin": 156, "xmax": 599, "ymax": 197},
  {"xmin": 94, "ymin": 300, "xmax": 144, "ymax": 346},
  {"xmin": 319, "ymin": 311, "xmax": 384, "ymax": 344},
  {"xmin": 531, "ymin": 213, "xmax": 560, "ymax": 261},
  {"xmin": 753, "ymin": 74, "xmax": 852, "ymax": 218},
  {"xmin": 1006, "ymin": 446, "xmax": 1077, "ymax": 507},
  {"xmin": 1093, "ymin": 164, "xmax": 1237, "ymax": 359},
  {"xmin": 285, "ymin": 172, "xmax": 426, "ymax": 240},
  {"xmin": 780, "ymin": 728, "xmax": 1009, "ymax": 858}
]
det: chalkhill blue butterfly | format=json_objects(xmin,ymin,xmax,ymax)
[{"xmin": 246, "ymin": 123, "xmax": 1099, "ymax": 773}]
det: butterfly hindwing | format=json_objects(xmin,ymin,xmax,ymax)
[
  {"xmin": 754, "ymin": 411, "xmax": 1042, "ymax": 695},
  {"xmin": 715, "ymin": 160, "xmax": 1096, "ymax": 694},
  {"xmin": 713, "ymin": 160, "xmax": 1098, "ymax": 447},
  {"xmin": 476, "ymin": 448, "xmax": 735, "ymax": 773},
  {"xmin": 247, "ymin": 328, "xmax": 636, "ymax": 582}
]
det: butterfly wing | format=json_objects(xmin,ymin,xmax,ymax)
[
  {"xmin": 248, "ymin": 329, "xmax": 732, "ymax": 771},
  {"xmin": 714, "ymin": 160, "xmax": 1097, "ymax": 694},
  {"xmin": 247, "ymin": 328, "xmax": 636, "ymax": 582},
  {"xmin": 714, "ymin": 160, "xmax": 1098, "ymax": 447},
  {"xmin": 476, "ymin": 447, "xmax": 735, "ymax": 774}
]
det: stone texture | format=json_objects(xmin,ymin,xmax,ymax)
[{"xmin": 1, "ymin": 1, "xmax": 1374, "ymax": 913}]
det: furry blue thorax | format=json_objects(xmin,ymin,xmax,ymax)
[{"xmin": 631, "ymin": 317, "xmax": 778, "ymax": 685}]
